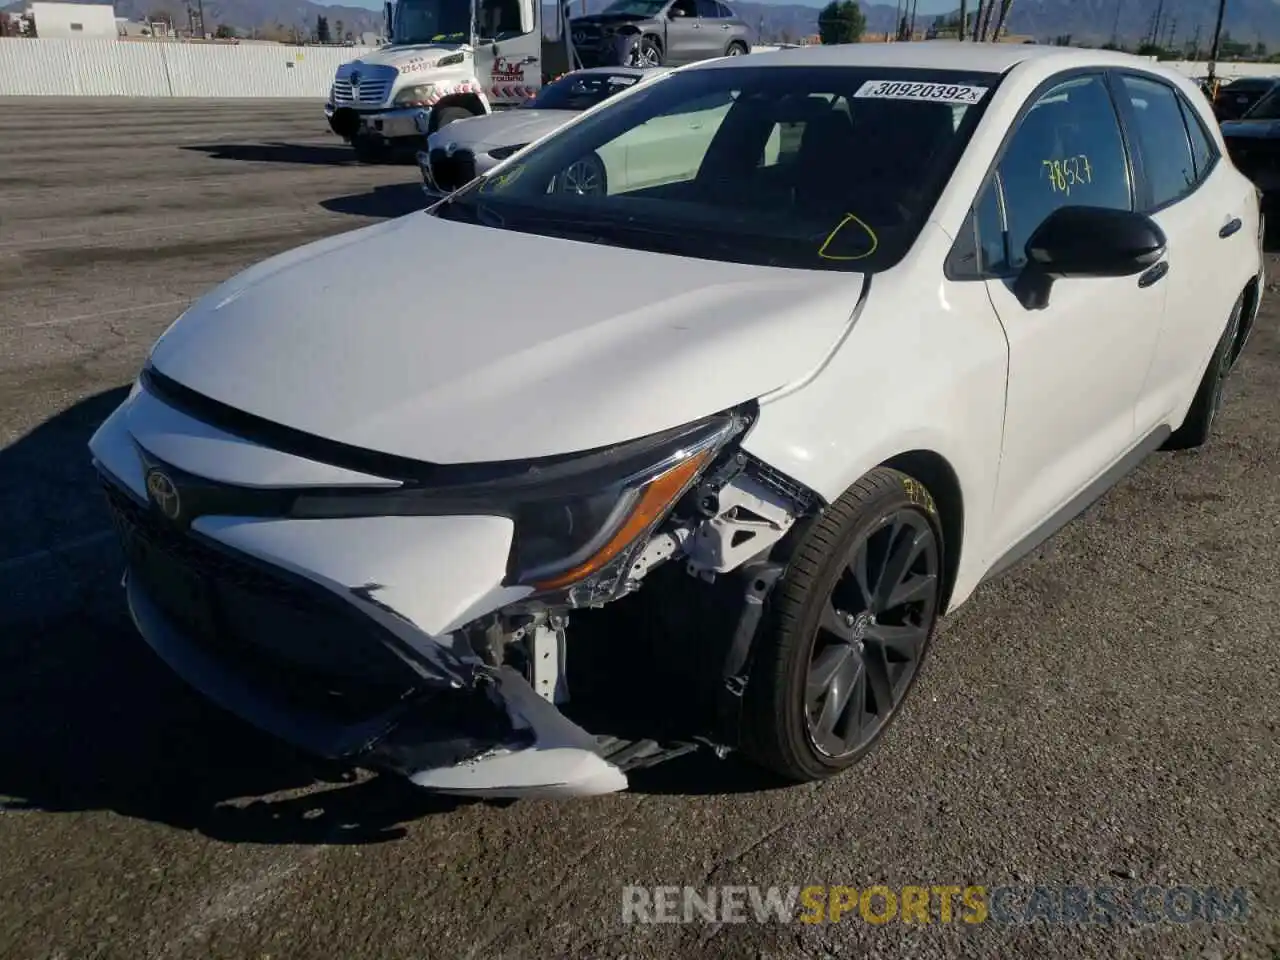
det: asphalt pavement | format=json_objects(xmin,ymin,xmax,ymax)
[{"xmin": 0, "ymin": 98, "xmax": 1277, "ymax": 960}]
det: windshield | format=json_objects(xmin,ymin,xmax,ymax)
[
  {"xmin": 600, "ymin": 0, "xmax": 668, "ymax": 15},
  {"xmin": 1244, "ymin": 87, "xmax": 1280, "ymax": 120},
  {"xmin": 392, "ymin": 0, "xmax": 470, "ymax": 43},
  {"xmin": 434, "ymin": 65, "xmax": 999, "ymax": 272},
  {"xmin": 524, "ymin": 71, "xmax": 644, "ymax": 111}
]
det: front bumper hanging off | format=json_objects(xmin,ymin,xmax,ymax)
[
  {"xmin": 90, "ymin": 384, "xmax": 631, "ymax": 798},
  {"xmin": 326, "ymin": 102, "xmax": 425, "ymax": 143}
]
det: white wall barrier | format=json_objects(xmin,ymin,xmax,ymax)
[
  {"xmin": 0, "ymin": 39, "xmax": 1275, "ymax": 99},
  {"xmin": 0, "ymin": 38, "xmax": 377, "ymax": 97}
]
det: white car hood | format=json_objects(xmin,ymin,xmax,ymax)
[
  {"xmin": 148, "ymin": 213, "xmax": 864, "ymax": 465},
  {"xmin": 346, "ymin": 43, "xmax": 466, "ymax": 70},
  {"xmin": 431, "ymin": 110, "xmax": 575, "ymax": 151}
]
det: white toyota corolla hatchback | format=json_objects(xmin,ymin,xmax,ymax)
[{"xmin": 91, "ymin": 42, "xmax": 1264, "ymax": 798}]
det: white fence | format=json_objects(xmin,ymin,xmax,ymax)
[
  {"xmin": 0, "ymin": 38, "xmax": 377, "ymax": 97},
  {"xmin": 0, "ymin": 38, "xmax": 1274, "ymax": 99}
]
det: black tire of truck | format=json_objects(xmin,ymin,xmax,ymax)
[
  {"xmin": 351, "ymin": 136, "xmax": 386, "ymax": 164},
  {"xmin": 430, "ymin": 106, "xmax": 474, "ymax": 134}
]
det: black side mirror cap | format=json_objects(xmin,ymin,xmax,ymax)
[{"xmin": 1013, "ymin": 205, "xmax": 1167, "ymax": 310}]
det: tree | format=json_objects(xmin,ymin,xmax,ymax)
[
  {"xmin": 817, "ymin": 0, "xmax": 865, "ymax": 45},
  {"xmin": 316, "ymin": 14, "xmax": 331, "ymax": 43},
  {"xmin": 214, "ymin": 23, "xmax": 235, "ymax": 38},
  {"xmin": 335, "ymin": 19, "xmax": 344, "ymax": 41}
]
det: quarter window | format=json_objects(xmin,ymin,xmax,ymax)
[
  {"xmin": 994, "ymin": 74, "xmax": 1132, "ymax": 272},
  {"xmin": 1178, "ymin": 92, "xmax": 1219, "ymax": 181},
  {"xmin": 1117, "ymin": 74, "xmax": 1197, "ymax": 210}
]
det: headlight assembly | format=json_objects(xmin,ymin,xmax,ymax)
[
  {"xmin": 289, "ymin": 408, "xmax": 751, "ymax": 592},
  {"xmin": 487, "ymin": 143, "xmax": 528, "ymax": 160},
  {"xmin": 435, "ymin": 52, "xmax": 465, "ymax": 68},
  {"xmin": 394, "ymin": 84, "xmax": 436, "ymax": 107}
]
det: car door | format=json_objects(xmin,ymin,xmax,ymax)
[
  {"xmin": 979, "ymin": 72, "xmax": 1167, "ymax": 561},
  {"xmin": 695, "ymin": 0, "xmax": 731, "ymax": 55},
  {"xmin": 1109, "ymin": 70, "xmax": 1253, "ymax": 433},
  {"xmin": 663, "ymin": 0, "xmax": 702, "ymax": 65}
]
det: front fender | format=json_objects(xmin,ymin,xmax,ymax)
[{"xmin": 739, "ymin": 224, "xmax": 1009, "ymax": 609}]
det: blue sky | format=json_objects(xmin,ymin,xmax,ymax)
[{"xmin": 333, "ymin": 0, "xmax": 958, "ymax": 13}]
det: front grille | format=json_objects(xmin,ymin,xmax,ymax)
[
  {"xmin": 332, "ymin": 78, "xmax": 392, "ymax": 106},
  {"xmin": 429, "ymin": 147, "xmax": 478, "ymax": 190},
  {"xmin": 102, "ymin": 478, "xmax": 420, "ymax": 722}
]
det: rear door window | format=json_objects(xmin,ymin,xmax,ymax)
[{"xmin": 1116, "ymin": 74, "xmax": 1197, "ymax": 210}]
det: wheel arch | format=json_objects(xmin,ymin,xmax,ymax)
[
  {"xmin": 1233, "ymin": 272, "xmax": 1262, "ymax": 365},
  {"xmin": 429, "ymin": 94, "xmax": 486, "ymax": 132},
  {"xmin": 879, "ymin": 449, "xmax": 965, "ymax": 615}
]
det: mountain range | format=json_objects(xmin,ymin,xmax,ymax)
[{"xmin": 8, "ymin": 0, "xmax": 1280, "ymax": 50}]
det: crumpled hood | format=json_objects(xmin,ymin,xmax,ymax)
[
  {"xmin": 148, "ymin": 212, "xmax": 865, "ymax": 465},
  {"xmin": 429, "ymin": 110, "xmax": 574, "ymax": 151},
  {"xmin": 343, "ymin": 43, "xmax": 467, "ymax": 71},
  {"xmin": 1221, "ymin": 117, "xmax": 1280, "ymax": 139}
]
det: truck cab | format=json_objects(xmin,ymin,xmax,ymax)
[{"xmin": 325, "ymin": 0, "xmax": 547, "ymax": 161}]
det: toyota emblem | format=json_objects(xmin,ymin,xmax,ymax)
[
  {"xmin": 145, "ymin": 468, "xmax": 181, "ymax": 521},
  {"xmin": 445, "ymin": 141, "xmax": 458, "ymax": 156},
  {"xmin": 572, "ymin": 31, "xmax": 586, "ymax": 44}
]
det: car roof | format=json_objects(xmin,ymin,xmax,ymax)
[
  {"xmin": 566, "ymin": 65, "xmax": 670, "ymax": 79},
  {"xmin": 694, "ymin": 40, "xmax": 1165, "ymax": 77}
]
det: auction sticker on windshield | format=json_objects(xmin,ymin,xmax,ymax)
[{"xmin": 853, "ymin": 80, "xmax": 988, "ymax": 104}]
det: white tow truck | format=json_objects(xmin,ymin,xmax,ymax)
[{"xmin": 325, "ymin": 0, "xmax": 569, "ymax": 161}]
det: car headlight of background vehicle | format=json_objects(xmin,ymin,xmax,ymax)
[
  {"xmin": 395, "ymin": 84, "xmax": 436, "ymax": 107},
  {"xmin": 289, "ymin": 408, "xmax": 751, "ymax": 591},
  {"xmin": 487, "ymin": 143, "xmax": 528, "ymax": 160}
]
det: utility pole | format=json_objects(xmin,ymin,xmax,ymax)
[
  {"xmin": 958, "ymin": 0, "xmax": 967, "ymax": 40},
  {"xmin": 1191, "ymin": 22, "xmax": 1202, "ymax": 60},
  {"xmin": 909, "ymin": 0, "xmax": 918, "ymax": 38},
  {"xmin": 1110, "ymin": 0, "xmax": 1123, "ymax": 47},
  {"xmin": 1208, "ymin": 0, "xmax": 1227, "ymax": 83}
]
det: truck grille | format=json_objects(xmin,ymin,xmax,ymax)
[
  {"xmin": 332, "ymin": 78, "xmax": 392, "ymax": 106},
  {"xmin": 102, "ymin": 477, "xmax": 421, "ymax": 722},
  {"xmin": 429, "ymin": 147, "xmax": 478, "ymax": 191}
]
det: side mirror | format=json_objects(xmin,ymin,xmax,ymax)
[
  {"xmin": 1012, "ymin": 205, "xmax": 1166, "ymax": 310},
  {"xmin": 669, "ymin": 6, "xmax": 687, "ymax": 16}
]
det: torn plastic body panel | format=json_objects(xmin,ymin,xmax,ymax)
[{"xmin": 89, "ymin": 377, "xmax": 819, "ymax": 797}]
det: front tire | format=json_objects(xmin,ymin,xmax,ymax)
[
  {"xmin": 741, "ymin": 468, "xmax": 944, "ymax": 783},
  {"xmin": 725, "ymin": 41, "xmax": 747, "ymax": 56},
  {"xmin": 632, "ymin": 36, "xmax": 664, "ymax": 67},
  {"xmin": 1162, "ymin": 291, "xmax": 1245, "ymax": 451},
  {"xmin": 430, "ymin": 105, "xmax": 474, "ymax": 134}
]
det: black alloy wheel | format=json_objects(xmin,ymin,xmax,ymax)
[
  {"xmin": 741, "ymin": 467, "xmax": 945, "ymax": 783},
  {"xmin": 804, "ymin": 508, "xmax": 939, "ymax": 758}
]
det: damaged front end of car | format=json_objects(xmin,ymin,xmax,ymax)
[{"xmin": 91, "ymin": 375, "xmax": 824, "ymax": 799}]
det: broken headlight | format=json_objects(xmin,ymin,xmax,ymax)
[
  {"xmin": 487, "ymin": 143, "xmax": 528, "ymax": 160},
  {"xmin": 289, "ymin": 408, "xmax": 751, "ymax": 591}
]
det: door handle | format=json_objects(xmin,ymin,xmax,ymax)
[
  {"xmin": 1138, "ymin": 261, "xmax": 1169, "ymax": 288},
  {"xmin": 721, "ymin": 23, "xmax": 730, "ymax": 28},
  {"xmin": 1220, "ymin": 217, "xmax": 1243, "ymax": 238}
]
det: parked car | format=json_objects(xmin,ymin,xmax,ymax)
[
  {"xmin": 569, "ymin": 0, "xmax": 754, "ymax": 68},
  {"xmin": 91, "ymin": 42, "xmax": 1263, "ymax": 799},
  {"xmin": 417, "ymin": 65, "xmax": 670, "ymax": 194},
  {"xmin": 1222, "ymin": 85, "xmax": 1280, "ymax": 205},
  {"xmin": 1212, "ymin": 75, "xmax": 1280, "ymax": 121}
]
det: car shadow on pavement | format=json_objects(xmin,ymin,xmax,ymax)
[
  {"xmin": 0, "ymin": 387, "xmax": 481, "ymax": 846},
  {"xmin": 183, "ymin": 142, "xmax": 365, "ymax": 165},
  {"xmin": 320, "ymin": 183, "xmax": 430, "ymax": 219}
]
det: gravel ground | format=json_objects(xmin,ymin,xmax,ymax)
[{"xmin": 0, "ymin": 98, "xmax": 1277, "ymax": 960}]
